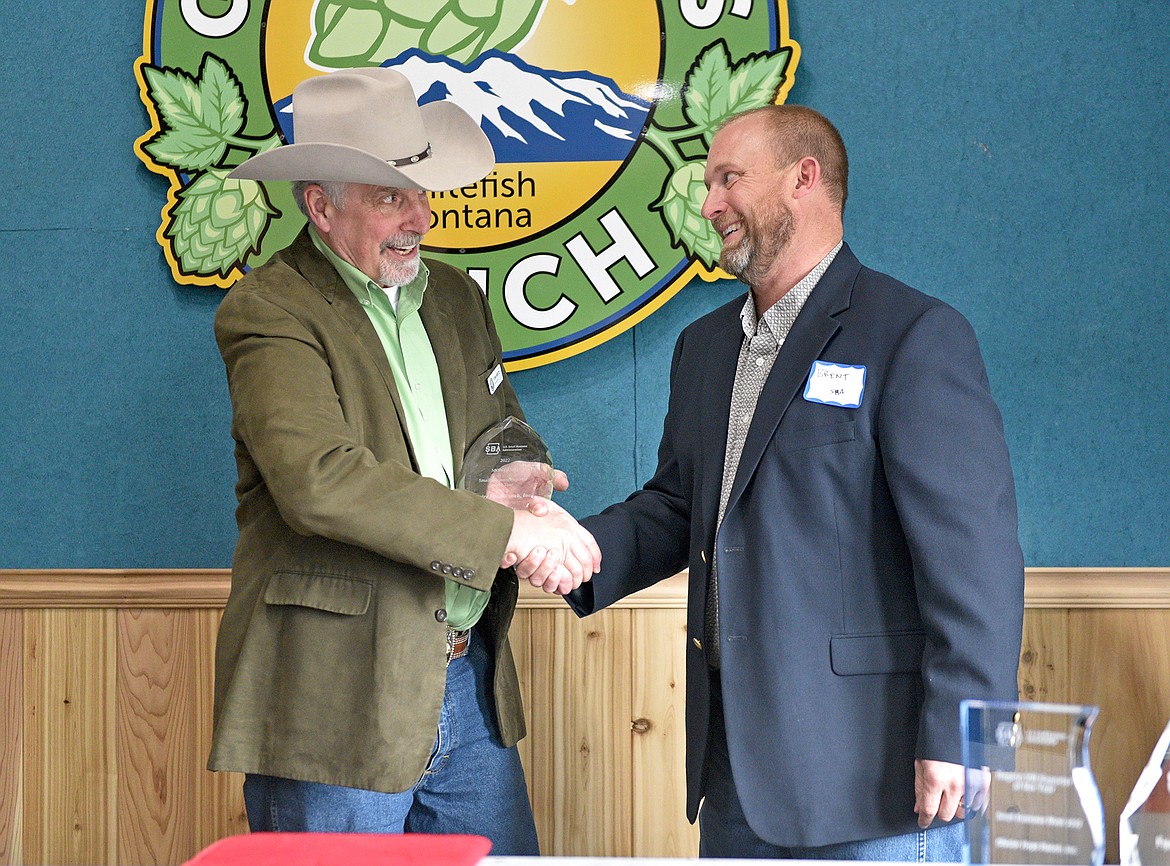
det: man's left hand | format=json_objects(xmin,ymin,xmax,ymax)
[{"xmin": 914, "ymin": 758, "xmax": 966, "ymax": 828}]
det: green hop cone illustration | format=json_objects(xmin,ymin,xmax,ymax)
[
  {"xmin": 137, "ymin": 53, "xmax": 282, "ymax": 283},
  {"xmin": 309, "ymin": 0, "xmax": 545, "ymax": 67},
  {"xmin": 166, "ymin": 170, "xmax": 278, "ymax": 279},
  {"xmin": 653, "ymin": 162, "xmax": 722, "ymax": 269},
  {"xmin": 643, "ymin": 41, "xmax": 793, "ymax": 269}
]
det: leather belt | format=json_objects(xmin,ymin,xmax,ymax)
[{"xmin": 446, "ymin": 627, "xmax": 471, "ymax": 665}]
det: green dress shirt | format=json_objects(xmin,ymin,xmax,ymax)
[{"xmin": 310, "ymin": 228, "xmax": 489, "ymax": 629}]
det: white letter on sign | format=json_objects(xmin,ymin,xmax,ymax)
[
  {"xmin": 680, "ymin": 0, "xmax": 752, "ymax": 28},
  {"xmin": 182, "ymin": 0, "xmax": 249, "ymax": 37},
  {"xmin": 565, "ymin": 209, "xmax": 655, "ymax": 303},
  {"xmin": 504, "ymin": 254, "xmax": 578, "ymax": 330}
]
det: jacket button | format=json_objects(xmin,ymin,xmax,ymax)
[
  {"xmin": 692, "ymin": 637, "xmax": 702, "ymax": 650},
  {"xmin": 435, "ymin": 609, "xmax": 447, "ymax": 623},
  {"xmin": 464, "ymin": 569, "xmax": 475, "ymax": 581},
  {"xmin": 700, "ymin": 550, "xmax": 707, "ymax": 564},
  {"xmin": 441, "ymin": 564, "xmax": 453, "ymax": 575},
  {"xmin": 451, "ymin": 567, "xmax": 463, "ymax": 579},
  {"xmin": 430, "ymin": 561, "xmax": 442, "ymax": 571}
]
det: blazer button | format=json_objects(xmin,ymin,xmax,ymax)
[
  {"xmin": 435, "ymin": 609, "xmax": 447, "ymax": 623},
  {"xmin": 692, "ymin": 637, "xmax": 702, "ymax": 650},
  {"xmin": 463, "ymin": 569, "xmax": 475, "ymax": 581},
  {"xmin": 451, "ymin": 567, "xmax": 463, "ymax": 579},
  {"xmin": 441, "ymin": 564, "xmax": 453, "ymax": 575},
  {"xmin": 700, "ymin": 550, "xmax": 707, "ymax": 564},
  {"xmin": 430, "ymin": 561, "xmax": 442, "ymax": 572}
]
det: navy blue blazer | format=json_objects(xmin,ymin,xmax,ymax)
[{"xmin": 570, "ymin": 243, "xmax": 1024, "ymax": 847}]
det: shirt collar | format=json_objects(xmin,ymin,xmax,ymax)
[
  {"xmin": 739, "ymin": 241, "xmax": 843, "ymax": 340},
  {"xmin": 308, "ymin": 225, "xmax": 430, "ymax": 317}
]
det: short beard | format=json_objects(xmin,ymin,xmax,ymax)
[
  {"xmin": 720, "ymin": 239, "xmax": 752, "ymax": 282},
  {"xmin": 720, "ymin": 202, "xmax": 794, "ymax": 286},
  {"xmin": 379, "ymin": 233, "xmax": 424, "ymax": 286}
]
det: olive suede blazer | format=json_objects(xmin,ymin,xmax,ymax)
[{"xmin": 208, "ymin": 228, "xmax": 525, "ymax": 793}]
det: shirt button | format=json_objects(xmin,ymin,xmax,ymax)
[
  {"xmin": 435, "ymin": 609, "xmax": 448, "ymax": 623},
  {"xmin": 755, "ymin": 356, "xmax": 767, "ymax": 367}
]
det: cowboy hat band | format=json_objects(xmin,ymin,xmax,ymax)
[{"xmin": 229, "ymin": 67, "xmax": 494, "ymax": 192}]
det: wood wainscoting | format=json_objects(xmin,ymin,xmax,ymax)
[{"xmin": 1, "ymin": 568, "xmax": 1168, "ymax": 865}]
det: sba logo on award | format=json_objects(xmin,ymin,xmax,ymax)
[{"xmin": 135, "ymin": 0, "xmax": 799, "ymax": 369}]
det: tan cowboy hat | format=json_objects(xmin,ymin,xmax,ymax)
[{"xmin": 229, "ymin": 67, "xmax": 494, "ymax": 191}]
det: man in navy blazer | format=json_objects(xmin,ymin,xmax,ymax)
[{"xmin": 533, "ymin": 106, "xmax": 1025, "ymax": 858}]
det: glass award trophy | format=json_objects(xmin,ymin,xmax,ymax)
[
  {"xmin": 962, "ymin": 700, "xmax": 1105, "ymax": 866},
  {"xmin": 1120, "ymin": 717, "xmax": 1170, "ymax": 865},
  {"xmin": 457, "ymin": 416, "xmax": 554, "ymax": 508}
]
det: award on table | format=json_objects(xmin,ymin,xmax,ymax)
[
  {"xmin": 961, "ymin": 700, "xmax": 1105, "ymax": 866},
  {"xmin": 458, "ymin": 416, "xmax": 554, "ymax": 509},
  {"xmin": 1120, "ymin": 717, "xmax": 1170, "ymax": 865}
]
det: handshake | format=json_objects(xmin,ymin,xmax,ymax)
[{"xmin": 486, "ymin": 459, "xmax": 601, "ymax": 597}]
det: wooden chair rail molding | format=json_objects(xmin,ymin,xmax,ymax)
[
  {"xmin": 2, "ymin": 567, "xmax": 1169, "ymax": 866},
  {"xmin": 1, "ymin": 566, "xmax": 1168, "ymax": 608}
]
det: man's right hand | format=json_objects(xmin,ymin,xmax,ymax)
[{"xmin": 501, "ymin": 502, "xmax": 601, "ymax": 595}]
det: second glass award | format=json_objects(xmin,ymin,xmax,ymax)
[{"xmin": 962, "ymin": 700, "xmax": 1105, "ymax": 866}]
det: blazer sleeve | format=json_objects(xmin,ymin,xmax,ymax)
[
  {"xmin": 570, "ymin": 330, "xmax": 693, "ymax": 615},
  {"xmin": 215, "ymin": 285, "xmax": 514, "ymax": 591},
  {"xmin": 879, "ymin": 303, "xmax": 1025, "ymax": 763}
]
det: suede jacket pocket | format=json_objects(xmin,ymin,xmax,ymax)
[
  {"xmin": 263, "ymin": 570, "xmax": 372, "ymax": 616},
  {"xmin": 830, "ymin": 629, "xmax": 925, "ymax": 676}
]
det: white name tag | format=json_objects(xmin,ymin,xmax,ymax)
[
  {"xmin": 486, "ymin": 363, "xmax": 504, "ymax": 395},
  {"xmin": 804, "ymin": 360, "xmax": 866, "ymax": 408}
]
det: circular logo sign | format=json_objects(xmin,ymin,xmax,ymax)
[{"xmin": 135, "ymin": 0, "xmax": 799, "ymax": 369}]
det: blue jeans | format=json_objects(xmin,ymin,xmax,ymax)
[
  {"xmin": 243, "ymin": 631, "xmax": 539, "ymax": 856},
  {"xmin": 698, "ymin": 685, "xmax": 963, "ymax": 861}
]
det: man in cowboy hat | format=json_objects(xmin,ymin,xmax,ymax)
[{"xmin": 208, "ymin": 67, "xmax": 599, "ymax": 853}]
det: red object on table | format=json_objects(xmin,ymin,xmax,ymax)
[{"xmin": 183, "ymin": 832, "xmax": 493, "ymax": 866}]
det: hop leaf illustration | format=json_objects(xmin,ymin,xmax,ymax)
[
  {"xmin": 166, "ymin": 170, "xmax": 278, "ymax": 279},
  {"xmin": 140, "ymin": 56, "xmax": 245, "ymax": 171},
  {"xmin": 652, "ymin": 163, "xmax": 722, "ymax": 268},
  {"xmin": 309, "ymin": 0, "xmax": 545, "ymax": 67},
  {"xmin": 681, "ymin": 41, "xmax": 793, "ymax": 139}
]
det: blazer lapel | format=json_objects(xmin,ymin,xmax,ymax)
[
  {"xmin": 287, "ymin": 230, "xmax": 413, "ymax": 454},
  {"xmin": 698, "ymin": 302, "xmax": 747, "ymax": 545},
  {"xmin": 725, "ymin": 244, "xmax": 861, "ymax": 512}
]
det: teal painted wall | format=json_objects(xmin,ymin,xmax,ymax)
[{"xmin": 1, "ymin": 2, "xmax": 1167, "ymax": 567}]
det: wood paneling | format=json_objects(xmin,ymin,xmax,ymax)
[
  {"xmin": 0, "ymin": 569, "xmax": 1167, "ymax": 865},
  {"xmin": 525, "ymin": 608, "xmax": 635, "ymax": 856},
  {"xmin": 23, "ymin": 610, "xmax": 117, "ymax": 865},
  {"xmin": 631, "ymin": 610, "xmax": 698, "ymax": 858},
  {"xmin": 0, "ymin": 610, "xmax": 22, "ymax": 864}
]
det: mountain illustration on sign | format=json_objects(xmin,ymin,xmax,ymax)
[{"xmin": 274, "ymin": 49, "xmax": 651, "ymax": 164}]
